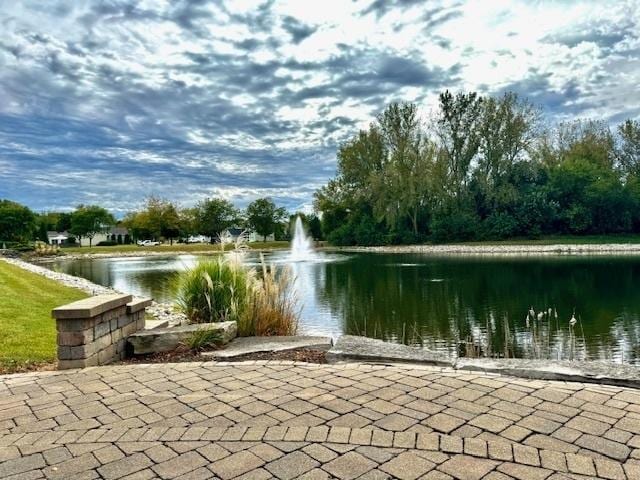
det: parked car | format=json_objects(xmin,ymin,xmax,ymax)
[
  {"xmin": 186, "ymin": 235, "xmax": 210, "ymax": 243},
  {"xmin": 137, "ymin": 240, "xmax": 160, "ymax": 247}
]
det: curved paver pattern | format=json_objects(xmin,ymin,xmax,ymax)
[{"xmin": 1, "ymin": 361, "xmax": 640, "ymax": 479}]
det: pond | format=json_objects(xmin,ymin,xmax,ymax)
[{"xmin": 47, "ymin": 251, "xmax": 640, "ymax": 364}]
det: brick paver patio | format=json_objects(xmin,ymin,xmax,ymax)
[{"xmin": 1, "ymin": 361, "xmax": 639, "ymax": 479}]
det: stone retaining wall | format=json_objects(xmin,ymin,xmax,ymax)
[{"xmin": 52, "ymin": 293, "xmax": 151, "ymax": 369}]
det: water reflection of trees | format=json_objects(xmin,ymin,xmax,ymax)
[{"xmin": 318, "ymin": 254, "xmax": 640, "ymax": 363}]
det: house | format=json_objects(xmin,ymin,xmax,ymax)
[
  {"xmin": 247, "ymin": 230, "xmax": 275, "ymax": 242},
  {"xmin": 220, "ymin": 227, "xmax": 274, "ymax": 243},
  {"xmin": 47, "ymin": 231, "xmax": 69, "ymax": 246},
  {"xmin": 79, "ymin": 227, "xmax": 130, "ymax": 247}
]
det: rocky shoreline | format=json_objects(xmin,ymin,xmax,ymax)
[
  {"xmin": 1, "ymin": 256, "xmax": 185, "ymax": 326},
  {"xmin": 336, "ymin": 243, "xmax": 640, "ymax": 255}
]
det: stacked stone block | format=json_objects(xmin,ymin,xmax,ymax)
[{"xmin": 52, "ymin": 293, "xmax": 151, "ymax": 369}]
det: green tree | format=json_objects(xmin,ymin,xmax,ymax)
[
  {"xmin": 0, "ymin": 200, "xmax": 36, "ymax": 243},
  {"xmin": 246, "ymin": 198, "xmax": 287, "ymax": 242},
  {"xmin": 433, "ymin": 90, "xmax": 484, "ymax": 206},
  {"xmin": 70, "ymin": 205, "xmax": 115, "ymax": 248},
  {"xmin": 617, "ymin": 119, "xmax": 640, "ymax": 179},
  {"xmin": 195, "ymin": 198, "xmax": 239, "ymax": 241},
  {"xmin": 373, "ymin": 102, "xmax": 434, "ymax": 235},
  {"xmin": 474, "ymin": 93, "xmax": 540, "ymax": 215}
]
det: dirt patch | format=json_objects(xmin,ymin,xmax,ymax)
[{"xmin": 0, "ymin": 360, "xmax": 57, "ymax": 375}]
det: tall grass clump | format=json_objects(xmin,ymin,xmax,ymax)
[
  {"xmin": 238, "ymin": 256, "xmax": 300, "ymax": 337},
  {"xmin": 175, "ymin": 258, "xmax": 250, "ymax": 324}
]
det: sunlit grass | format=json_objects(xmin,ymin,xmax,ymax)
[
  {"xmin": 60, "ymin": 241, "xmax": 290, "ymax": 255},
  {"xmin": 0, "ymin": 261, "xmax": 87, "ymax": 373}
]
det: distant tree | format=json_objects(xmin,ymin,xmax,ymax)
[
  {"xmin": 0, "ymin": 200, "xmax": 36, "ymax": 243},
  {"xmin": 617, "ymin": 119, "xmax": 640, "ymax": 179},
  {"xmin": 37, "ymin": 220, "xmax": 49, "ymax": 243},
  {"xmin": 178, "ymin": 207, "xmax": 199, "ymax": 238},
  {"xmin": 308, "ymin": 214, "xmax": 323, "ymax": 240},
  {"xmin": 246, "ymin": 198, "xmax": 287, "ymax": 242},
  {"xmin": 195, "ymin": 198, "xmax": 239, "ymax": 241},
  {"xmin": 433, "ymin": 90, "xmax": 484, "ymax": 206},
  {"xmin": 56, "ymin": 212, "xmax": 72, "ymax": 232},
  {"xmin": 70, "ymin": 205, "xmax": 115, "ymax": 248}
]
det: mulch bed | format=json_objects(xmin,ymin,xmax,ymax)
[
  {"xmin": 119, "ymin": 347, "xmax": 327, "ymax": 365},
  {"xmin": 2, "ymin": 347, "xmax": 327, "ymax": 374}
]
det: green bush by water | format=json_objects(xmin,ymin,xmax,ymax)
[
  {"xmin": 175, "ymin": 258, "xmax": 250, "ymax": 324},
  {"xmin": 175, "ymin": 256, "xmax": 299, "ymax": 336}
]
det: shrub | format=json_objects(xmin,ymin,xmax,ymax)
[
  {"xmin": 96, "ymin": 241, "xmax": 118, "ymax": 246},
  {"xmin": 238, "ymin": 256, "xmax": 299, "ymax": 337},
  {"xmin": 482, "ymin": 212, "xmax": 519, "ymax": 239},
  {"xmin": 33, "ymin": 241, "xmax": 60, "ymax": 257},
  {"xmin": 430, "ymin": 211, "xmax": 480, "ymax": 243},
  {"xmin": 183, "ymin": 327, "xmax": 223, "ymax": 351},
  {"xmin": 175, "ymin": 258, "xmax": 250, "ymax": 324}
]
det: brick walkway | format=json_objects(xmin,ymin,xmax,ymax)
[{"xmin": 1, "ymin": 361, "xmax": 639, "ymax": 479}]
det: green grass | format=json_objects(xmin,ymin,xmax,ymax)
[
  {"xmin": 0, "ymin": 261, "xmax": 87, "ymax": 373},
  {"xmin": 60, "ymin": 241, "xmax": 290, "ymax": 255},
  {"xmin": 451, "ymin": 234, "xmax": 640, "ymax": 246}
]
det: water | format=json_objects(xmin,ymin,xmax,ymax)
[{"xmin": 46, "ymin": 252, "xmax": 640, "ymax": 363}]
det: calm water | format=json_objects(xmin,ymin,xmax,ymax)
[{"xmin": 47, "ymin": 252, "xmax": 640, "ymax": 364}]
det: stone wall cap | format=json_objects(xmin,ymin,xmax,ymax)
[
  {"xmin": 126, "ymin": 297, "xmax": 153, "ymax": 314},
  {"xmin": 53, "ymin": 293, "xmax": 133, "ymax": 319}
]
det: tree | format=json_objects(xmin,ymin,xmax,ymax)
[
  {"xmin": 473, "ymin": 93, "xmax": 540, "ymax": 216},
  {"xmin": 433, "ymin": 90, "xmax": 484, "ymax": 206},
  {"xmin": 70, "ymin": 205, "xmax": 115, "ymax": 247},
  {"xmin": 308, "ymin": 214, "xmax": 323, "ymax": 240},
  {"xmin": 0, "ymin": 200, "xmax": 36, "ymax": 243},
  {"xmin": 617, "ymin": 119, "xmax": 640, "ymax": 179},
  {"xmin": 195, "ymin": 198, "xmax": 239, "ymax": 241},
  {"xmin": 373, "ymin": 102, "xmax": 433, "ymax": 235},
  {"xmin": 246, "ymin": 198, "xmax": 287, "ymax": 241}
]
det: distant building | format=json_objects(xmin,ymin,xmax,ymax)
[
  {"xmin": 47, "ymin": 231, "xmax": 69, "ymax": 246},
  {"xmin": 220, "ymin": 227, "xmax": 274, "ymax": 243},
  {"xmin": 78, "ymin": 227, "xmax": 130, "ymax": 246}
]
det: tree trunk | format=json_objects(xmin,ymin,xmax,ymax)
[{"xmin": 411, "ymin": 207, "xmax": 418, "ymax": 235}]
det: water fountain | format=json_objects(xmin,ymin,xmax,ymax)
[{"xmin": 289, "ymin": 216, "xmax": 315, "ymax": 262}]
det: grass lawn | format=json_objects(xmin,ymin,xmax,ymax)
[
  {"xmin": 454, "ymin": 234, "xmax": 640, "ymax": 246},
  {"xmin": 0, "ymin": 261, "xmax": 87, "ymax": 373},
  {"xmin": 61, "ymin": 241, "xmax": 290, "ymax": 255}
]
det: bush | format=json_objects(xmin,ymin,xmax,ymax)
[
  {"xmin": 96, "ymin": 241, "xmax": 118, "ymax": 246},
  {"xmin": 175, "ymin": 258, "xmax": 250, "ymax": 324},
  {"xmin": 430, "ymin": 211, "xmax": 480, "ymax": 243},
  {"xmin": 482, "ymin": 212, "xmax": 519, "ymax": 239},
  {"xmin": 183, "ymin": 327, "xmax": 223, "ymax": 351},
  {"xmin": 238, "ymin": 256, "xmax": 299, "ymax": 337}
]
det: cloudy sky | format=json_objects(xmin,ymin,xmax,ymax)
[{"xmin": 1, "ymin": 0, "xmax": 639, "ymax": 215}]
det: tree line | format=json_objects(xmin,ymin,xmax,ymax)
[
  {"xmin": 315, "ymin": 91, "xmax": 640, "ymax": 245},
  {"xmin": 0, "ymin": 196, "xmax": 322, "ymax": 247}
]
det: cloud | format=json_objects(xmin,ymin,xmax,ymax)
[{"xmin": 0, "ymin": 0, "xmax": 638, "ymax": 214}]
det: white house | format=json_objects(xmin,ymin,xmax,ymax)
[
  {"xmin": 79, "ymin": 227, "xmax": 130, "ymax": 247},
  {"xmin": 47, "ymin": 231, "xmax": 69, "ymax": 246},
  {"xmin": 220, "ymin": 227, "xmax": 274, "ymax": 243}
]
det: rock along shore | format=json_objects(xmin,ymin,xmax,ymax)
[{"xmin": 335, "ymin": 242, "xmax": 640, "ymax": 255}]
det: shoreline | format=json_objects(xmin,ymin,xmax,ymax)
[
  {"xmin": 1, "ymin": 256, "xmax": 185, "ymax": 326},
  {"xmin": 31, "ymin": 247, "xmax": 289, "ymax": 262},
  {"xmin": 335, "ymin": 242, "xmax": 640, "ymax": 255},
  {"xmin": 16, "ymin": 241, "xmax": 640, "ymax": 262}
]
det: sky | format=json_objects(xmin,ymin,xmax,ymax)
[{"xmin": 0, "ymin": 0, "xmax": 639, "ymax": 215}]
